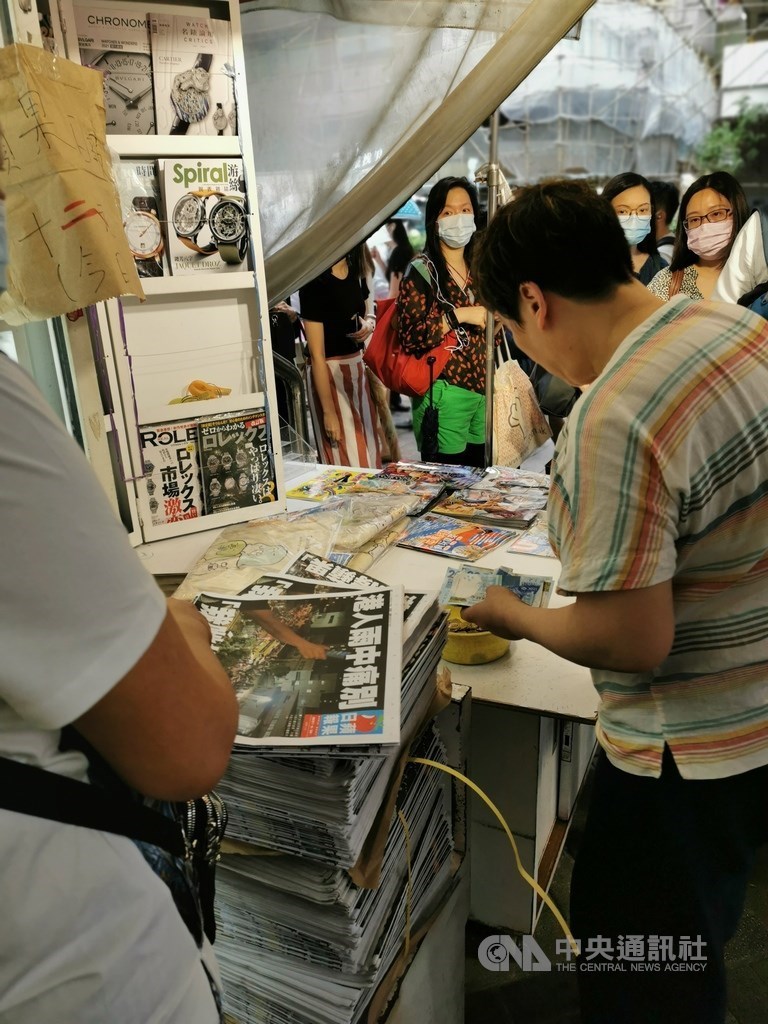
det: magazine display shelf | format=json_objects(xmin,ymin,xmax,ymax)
[
  {"xmin": 140, "ymin": 271, "xmax": 254, "ymax": 296},
  {"xmin": 52, "ymin": 0, "xmax": 286, "ymax": 545},
  {"xmin": 111, "ymin": 134, "xmax": 239, "ymax": 158}
]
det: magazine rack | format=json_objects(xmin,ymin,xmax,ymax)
[{"xmin": 47, "ymin": 0, "xmax": 286, "ymax": 544}]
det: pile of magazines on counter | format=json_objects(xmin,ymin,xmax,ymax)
[
  {"xmin": 287, "ymin": 461, "xmax": 555, "ymax": 561},
  {"xmin": 178, "ymin": 544, "xmax": 457, "ymax": 1024}
]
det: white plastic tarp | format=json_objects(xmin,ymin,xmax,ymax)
[{"xmin": 241, "ymin": 0, "xmax": 596, "ymax": 304}]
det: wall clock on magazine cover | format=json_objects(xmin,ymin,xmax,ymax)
[{"xmin": 91, "ymin": 51, "xmax": 155, "ymax": 134}]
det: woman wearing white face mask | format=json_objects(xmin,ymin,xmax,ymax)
[
  {"xmin": 648, "ymin": 172, "xmax": 749, "ymax": 301},
  {"xmin": 395, "ymin": 176, "xmax": 490, "ymax": 467},
  {"xmin": 603, "ymin": 172, "xmax": 668, "ymax": 286}
]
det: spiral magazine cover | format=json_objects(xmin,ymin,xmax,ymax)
[{"xmin": 162, "ymin": 157, "xmax": 250, "ymax": 275}]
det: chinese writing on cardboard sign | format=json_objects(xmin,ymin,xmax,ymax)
[{"xmin": 0, "ymin": 43, "xmax": 143, "ymax": 324}]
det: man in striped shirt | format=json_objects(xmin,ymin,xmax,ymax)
[{"xmin": 468, "ymin": 180, "xmax": 768, "ymax": 1024}]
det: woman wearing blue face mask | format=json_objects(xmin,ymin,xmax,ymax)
[
  {"xmin": 602, "ymin": 172, "xmax": 668, "ymax": 286},
  {"xmin": 395, "ymin": 176, "xmax": 490, "ymax": 467}
]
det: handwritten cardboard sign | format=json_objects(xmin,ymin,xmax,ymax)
[{"xmin": 0, "ymin": 43, "xmax": 144, "ymax": 325}]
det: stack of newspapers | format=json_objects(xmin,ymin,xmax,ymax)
[
  {"xmin": 189, "ymin": 551, "xmax": 454, "ymax": 1023},
  {"xmin": 215, "ymin": 724, "xmax": 454, "ymax": 1024}
]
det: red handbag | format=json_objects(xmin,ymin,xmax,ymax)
[{"xmin": 363, "ymin": 280, "xmax": 455, "ymax": 399}]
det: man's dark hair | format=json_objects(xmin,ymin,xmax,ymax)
[
  {"xmin": 649, "ymin": 180, "xmax": 680, "ymax": 225},
  {"xmin": 472, "ymin": 180, "xmax": 633, "ymax": 323},
  {"xmin": 602, "ymin": 172, "xmax": 660, "ymax": 257}
]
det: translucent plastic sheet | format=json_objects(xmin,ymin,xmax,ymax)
[{"xmin": 240, "ymin": 0, "xmax": 595, "ymax": 303}]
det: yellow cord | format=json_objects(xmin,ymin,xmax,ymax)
[
  {"xmin": 408, "ymin": 756, "xmax": 579, "ymax": 956},
  {"xmin": 396, "ymin": 810, "xmax": 413, "ymax": 958}
]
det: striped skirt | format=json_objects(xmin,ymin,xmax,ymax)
[{"xmin": 306, "ymin": 351, "xmax": 382, "ymax": 469}]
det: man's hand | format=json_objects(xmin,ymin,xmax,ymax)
[
  {"xmin": 463, "ymin": 580, "xmax": 675, "ymax": 673},
  {"xmin": 73, "ymin": 598, "xmax": 237, "ymax": 801},
  {"xmin": 296, "ymin": 639, "xmax": 330, "ymax": 660},
  {"xmin": 167, "ymin": 596, "xmax": 212, "ymax": 646},
  {"xmin": 462, "ymin": 585, "xmax": 526, "ymax": 639}
]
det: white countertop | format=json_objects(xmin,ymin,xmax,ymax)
[
  {"xmin": 135, "ymin": 462, "xmax": 598, "ymax": 724},
  {"xmin": 372, "ymin": 546, "xmax": 597, "ymax": 723}
]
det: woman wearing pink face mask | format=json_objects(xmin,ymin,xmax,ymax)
[
  {"xmin": 647, "ymin": 169, "xmax": 749, "ymax": 299},
  {"xmin": 648, "ymin": 171, "xmax": 748, "ymax": 301}
]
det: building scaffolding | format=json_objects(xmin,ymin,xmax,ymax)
[{"xmin": 482, "ymin": 0, "xmax": 719, "ymax": 184}]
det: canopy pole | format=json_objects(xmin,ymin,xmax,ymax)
[{"xmin": 483, "ymin": 108, "xmax": 500, "ymax": 468}]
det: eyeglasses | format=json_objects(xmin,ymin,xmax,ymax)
[
  {"xmin": 613, "ymin": 204, "xmax": 651, "ymax": 218},
  {"xmin": 683, "ymin": 207, "xmax": 732, "ymax": 231}
]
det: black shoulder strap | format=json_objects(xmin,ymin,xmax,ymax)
[{"xmin": 0, "ymin": 755, "xmax": 185, "ymax": 857}]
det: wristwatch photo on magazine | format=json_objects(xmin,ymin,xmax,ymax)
[{"xmin": 171, "ymin": 189, "xmax": 249, "ymax": 265}]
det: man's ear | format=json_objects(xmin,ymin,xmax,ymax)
[{"xmin": 519, "ymin": 281, "xmax": 547, "ymax": 328}]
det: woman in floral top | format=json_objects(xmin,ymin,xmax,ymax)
[
  {"xmin": 395, "ymin": 177, "xmax": 490, "ymax": 467},
  {"xmin": 648, "ymin": 171, "xmax": 748, "ymax": 301}
]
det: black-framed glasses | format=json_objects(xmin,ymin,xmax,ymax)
[{"xmin": 683, "ymin": 207, "xmax": 732, "ymax": 231}]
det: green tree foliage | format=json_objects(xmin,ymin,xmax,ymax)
[{"xmin": 696, "ymin": 101, "xmax": 768, "ymax": 174}]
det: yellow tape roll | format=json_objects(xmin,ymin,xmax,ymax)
[{"xmin": 442, "ymin": 606, "xmax": 510, "ymax": 665}]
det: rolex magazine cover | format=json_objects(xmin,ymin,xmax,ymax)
[
  {"xmin": 139, "ymin": 417, "xmax": 203, "ymax": 526},
  {"xmin": 197, "ymin": 408, "xmax": 276, "ymax": 513},
  {"xmin": 194, "ymin": 587, "xmax": 403, "ymax": 748},
  {"xmin": 162, "ymin": 157, "xmax": 251, "ymax": 274}
]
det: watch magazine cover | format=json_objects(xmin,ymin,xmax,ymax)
[
  {"xmin": 115, "ymin": 160, "xmax": 169, "ymax": 277},
  {"xmin": 161, "ymin": 156, "xmax": 251, "ymax": 274},
  {"xmin": 149, "ymin": 12, "xmax": 236, "ymax": 136},
  {"xmin": 139, "ymin": 418, "xmax": 203, "ymax": 526},
  {"xmin": 72, "ymin": 1, "xmax": 156, "ymax": 135},
  {"xmin": 197, "ymin": 408, "xmax": 277, "ymax": 514}
]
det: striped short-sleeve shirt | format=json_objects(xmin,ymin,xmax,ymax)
[{"xmin": 549, "ymin": 296, "xmax": 768, "ymax": 779}]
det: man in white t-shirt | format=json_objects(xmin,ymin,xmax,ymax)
[{"xmin": 0, "ymin": 354, "xmax": 238, "ymax": 1022}]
